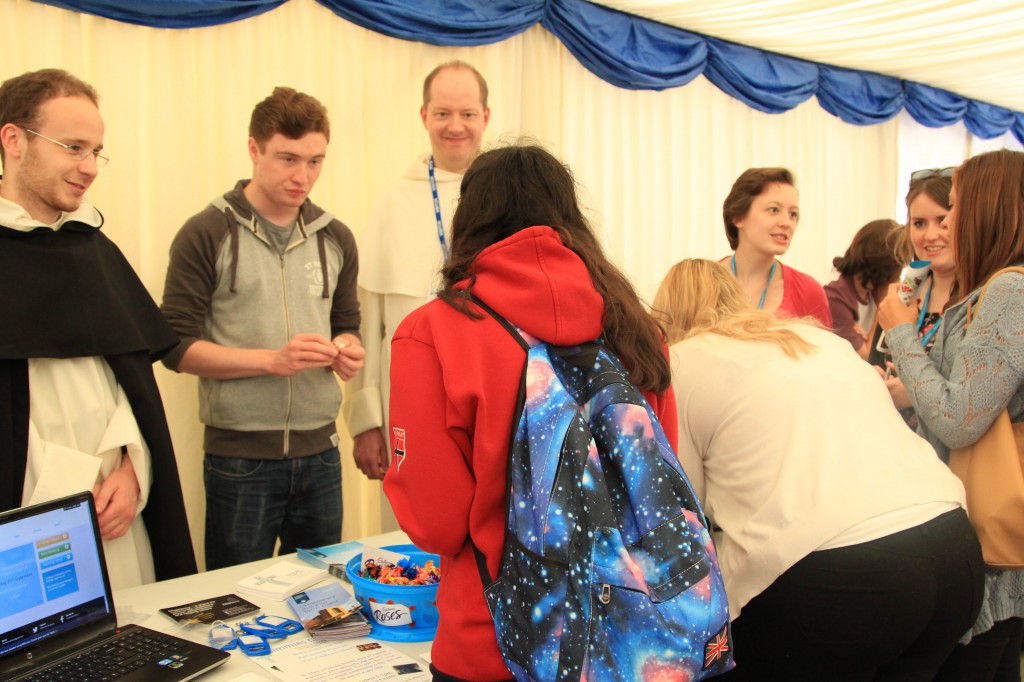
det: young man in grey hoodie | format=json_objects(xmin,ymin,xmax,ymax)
[{"xmin": 161, "ymin": 87, "xmax": 364, "ymax": 570}]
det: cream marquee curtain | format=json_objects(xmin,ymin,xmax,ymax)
[{"xmin": 2, "ymin": 0, "xmax": 1016, "ymax": 568}]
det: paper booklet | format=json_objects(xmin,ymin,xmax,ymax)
[
  {"xmin": 235, "ymin": 561, "xmax": 327, "ymax": 601},
  {"xmin": 159, "ymin": 593, "xmax": 260, "ymax": 626},
  {"xmin": 286, "ymin": 582, "xmax": 372, "ymax": 640},
  {"xmin": 296, "ymin": 540, "xmax": 362, "ymax": 582}
]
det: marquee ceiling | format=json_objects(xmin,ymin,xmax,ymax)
[{"xmin": 596, "ymin": 0, "xmax": 1024, "ymax": 112}]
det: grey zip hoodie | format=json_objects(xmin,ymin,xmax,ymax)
[{"xmin": 161, "ymin": 180, "xmax": 360, "ymax": 459}]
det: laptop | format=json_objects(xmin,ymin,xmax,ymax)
[{"xmin": 0, "ymin": 492, "xmax": 229, "ymax": 681}]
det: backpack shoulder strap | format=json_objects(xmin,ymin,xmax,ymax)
[
  {"xmin": 467, "ymin": 293, "xmax": 527, "ymax": 588},
  {"xmin": 470, "ymin": 294, "xmax": 530, "ymax": 351}
]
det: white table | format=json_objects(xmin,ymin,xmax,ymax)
[{"xmin": 113, "ymin": 531, "xmax": 432, "ymax": 680}]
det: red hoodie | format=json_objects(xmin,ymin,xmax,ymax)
[{"xmin": 384, "ymin": 226, "xmax": 678, "ymax": 681}]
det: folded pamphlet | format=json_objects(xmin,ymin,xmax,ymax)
[
  {"xmin": 235, "ymin": 562, "xmax": 327, "ymax": 601},
  {"xmin": 286, "ymin": 582, "xmax": 372, "ymax": 640}
]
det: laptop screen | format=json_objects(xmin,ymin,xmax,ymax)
[{"xmin": 0, "ymin": 492, "xmax": 115, "ymax": 662}]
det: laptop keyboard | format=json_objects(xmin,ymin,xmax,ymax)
[{"xmin": 21, "ymin": 628, "xmax": 180, "ymax": 681}]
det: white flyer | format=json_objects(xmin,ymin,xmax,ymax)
[{"xmin": 250, "ymin": 636, "xmax": 429, "ymax": 681}]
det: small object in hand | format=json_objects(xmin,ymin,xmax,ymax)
[{"xmin": 334, "ymin": 340, "xmax": 350, "ymax": 351}]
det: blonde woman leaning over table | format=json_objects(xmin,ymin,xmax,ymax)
[
  {"xmin": 878, "ymin": 149, "xmax": 1024, "ymax": 682},
  {"xmin": 719, "ymin": 167, "xmax": 832, "ymax": 328},
  {"xmin": 653, "ymin": 258, "xmax": 980, "ymax": 682}
]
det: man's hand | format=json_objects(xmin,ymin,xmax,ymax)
[
  {"xmin": 877, "ymin": 283, "xmax": 919, "ymax": 331},
  {"xmin": 269, "ymin": 333, "xmax": 339, "ymax": 377},
  {"xmin": 331, "ymin": 333, "xmax": 366, "ymax": 381},
  {"xmin": 93, "ymin": 455, "xmax": 141, "ymax": 540},
  {"xmin": 353, "ymin": 428, "xmax": 390, "ymax": 480}
]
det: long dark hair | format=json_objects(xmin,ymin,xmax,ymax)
[
  {"xmin": 439, "ymin": 143, "xmax": 670, "ymax": 392},
  {"xmin": 951, "ymin": 149, "xmax": 1024, "ymax": 300}
]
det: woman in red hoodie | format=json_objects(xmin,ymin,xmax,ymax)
[{"xmin": 383, "ymin": 143, "xmax": 678, "ymax": 681}]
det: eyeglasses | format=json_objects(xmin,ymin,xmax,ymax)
[
  {"xmin": 20, "ymin": 126, "xmax": 109, "ymax": 167},
  {"xmin": 910, "ymin": 167, "xmax": 954, "ymax": 181}
]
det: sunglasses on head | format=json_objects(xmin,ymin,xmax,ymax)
[{"xmin": 910, "ymin": 167, "xmax": 955, "ymax": 181}]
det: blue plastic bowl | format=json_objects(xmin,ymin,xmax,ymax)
[{"xmin": 345, "ymin": 544, "xmax": 440, "ymax": 642}]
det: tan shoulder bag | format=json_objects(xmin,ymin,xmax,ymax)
[{"xmin": 947, "ymin": 266, "xmax": 1024, "ymax": 569}]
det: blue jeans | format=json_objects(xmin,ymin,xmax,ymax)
[{"xmin": 203, "ymin": 448, "xmax": 343, "ymax": 570}]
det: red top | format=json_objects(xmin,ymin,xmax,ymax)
[
  {"xmin": 384, "ymin": 226, "xmax": 678, "ymax": 680},
  {"xmin": 778, "ymin": 261, "xmax": 833, "ymax": 328}
]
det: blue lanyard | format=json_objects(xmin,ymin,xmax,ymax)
[
  {"xmin": 731, "ymin": 255, "xmax": 777, "ymax": 310},
  {"xmin": 916, "ymin": 277, "xmax": 942, "ymax": 348},
  {"xmin": 427, "ymin": 156, "xmax": 449, "ymax": 261}
]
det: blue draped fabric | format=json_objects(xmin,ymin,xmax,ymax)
[
  {"xmin": 904, "ymin": 82, "xmax": 968, "ymax": 128},
  {"xmin": 541, "ymin": 0, "xmax": 705, "ymax": 91},
  {"xmin": 36, "ymin": 0, "xmax": 284, "ymax": 29},
  {"xmin": 964, "ymin": 100, "xmax": 1017, "ymax": 140},
  {"xmin": 315, "ymin": 0, "xmax": 542, "ymax": 46},
  {"xmin": 816, "ymin": 66, "xmax": 904, "ymax": 126},
  {"xmin": 704, "ymin": 38, "xmax": 817, "ymax": 114},
  {"xmin": 30, "ymin": 0, "xmax": 1024, "ymax": 143}
]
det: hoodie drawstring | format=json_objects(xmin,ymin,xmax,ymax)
[
  {"xmin": 317, "ymin": 230, "xmax": 329, "ymax": 299},
  {"xmin": 226, "ymin": 208, "xmax": 240, "ymax": 294},
  {"xmin": 223, "ymin": 206, "xmax": 329, "ymax": 299}
]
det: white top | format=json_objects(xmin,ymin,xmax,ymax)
[
  {"xmin": 670, "ymin": 324, "xmax": 965, "ymax": 619},
  {"xmin": 357, "ymin": 154, "xmax": 462, "ymax": 299},
  {"xmin": 343, "ymin": 155, "xmax": 462, "ymax": 436}
]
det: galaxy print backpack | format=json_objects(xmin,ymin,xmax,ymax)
[{"xmin": 472, "ymin": 298, "xmax": 733, "ymax": 681}]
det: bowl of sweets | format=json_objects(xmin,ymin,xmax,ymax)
[{"xmin": 346, "ymin": 544, "xmax": 441, "ymax": 642}]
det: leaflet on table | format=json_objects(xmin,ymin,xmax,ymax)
[
  {"xmin": 159, "ymin": 593, "xmax": 260, "ymax": 625},
  {"xmin": 248, "ymin": 636, "xmax": 429, "ymax": 681},
  {"xmin": 286, "ymin": 582, "xmax": 371, "ymax": 639},
  {"xmin": 297, "ymin": 540, "xmax": 362, "ymax": 581},
  {"xmin": 235, "ymin": 561, "xmax": 327, "ymax": 600}
]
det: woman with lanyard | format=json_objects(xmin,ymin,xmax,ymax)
[
  {"xmin": 875, "ymin": 168, "xmax": 954, "ymax": 428},
  {"xmin": 879, "ymin": 150, "xmax": 1024, "ymax": 682},
  {"xmin": 719, "ymin": 167, "xmax": 832, "ymax": 327}
]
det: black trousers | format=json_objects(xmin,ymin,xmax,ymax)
[{"xmin": 720, "ymin": 508, "xmax": 984, "ymax": 681}]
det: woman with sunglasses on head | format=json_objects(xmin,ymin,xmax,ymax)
[
  {"xmin": 879, "ymin": 150, "xmax": 1024, "ymax": 682},
  {"xmin": 719, "ymin": 167, "xmax": 832, "ymax": 328},
  {"xmin": 873, "ymin": 168, "xmax": 956, "ymax": 427}
]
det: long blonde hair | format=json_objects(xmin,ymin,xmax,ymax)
[{"xmin": 652, "ymin": 259, "xmax": 817, "ymax": 358}]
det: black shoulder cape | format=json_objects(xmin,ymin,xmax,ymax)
[{"xmin": 0, "ymin": 220, "xmax": 197, "ymax": 580}]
